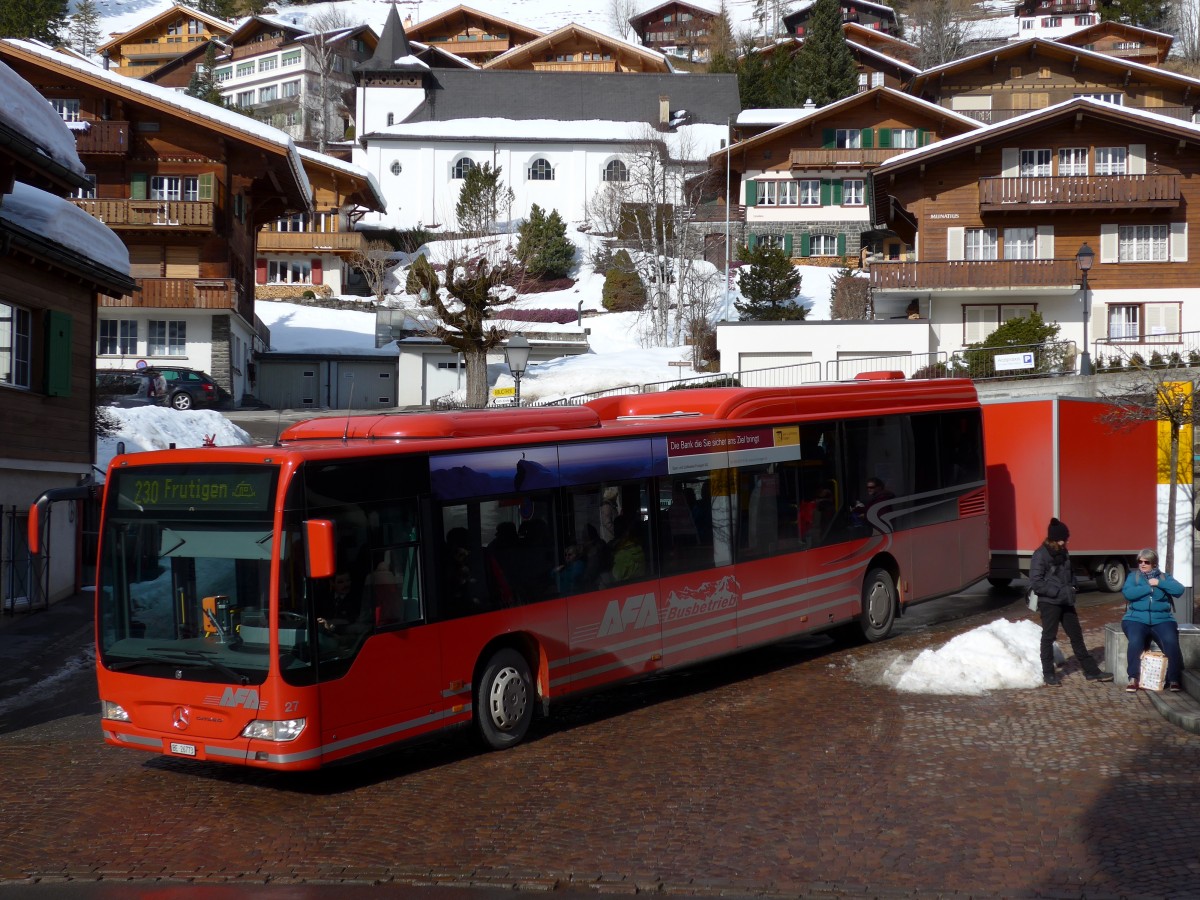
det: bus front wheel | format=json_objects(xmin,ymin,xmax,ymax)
[
  {"xmin": 861, "ymin": 568, "xmax": 897, "ymax": 642},
  {"xmin": 476, "ymin": 648, "xmax": 533, "ymax": 750},
  {"xmin": 1095, "ymin": 558, "xmax": 1127, "ymax": 593}
]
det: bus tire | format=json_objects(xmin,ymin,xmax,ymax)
[
  {"xmin": 1096, "ymin": 557, "xmax": 1127, "ymax": 593},
  {"xmin": 987, "ymin": 577, "xmax": 1012, "ymax": 589},
  {"xmin": 476, "ymin": 648, "xmax": 533, "ymax": 750},
  {"xmin": 861, "ymin": 567, "xmax": 897, "ymax": 642}
]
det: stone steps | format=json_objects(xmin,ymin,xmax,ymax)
[{"xmin": 1104, "ymin": 621, "xmax": 1200, "ymax": 733}]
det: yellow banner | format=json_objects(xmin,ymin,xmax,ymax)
[{"xmin": 1157, "ymin": 381, "xmax": 1193, "ymax": 485}]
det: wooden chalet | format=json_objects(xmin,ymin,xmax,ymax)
[
  {"xmin": 1053, "ymin": 20, "xmax": 1173, "ymax": 67},
  {"xmin": 869, "ymin": 98, "xmax": 1200, "ymax": 348},
  {"xmin": 906, "ymin": 38, "xmax": 1200, "ymax": 125},
  {"xmin": 628, "ymin": 0, "xmax": 720, "ymax": 63},
  {"xmin": 256, "ymin": 147, "xmax": 387, "ymax": 299},
  {"xmin": 402, "ymin": 5, "xmax": 542, "ymax": 64},
  {"xmin": 783, "ymin": 0, "xmax": 902, "ymax": 38},
  {"xmin": 842, "ymin": 22, "xmax": 918, "ymax": 66},
  {"xmin": 97, "ymin": 3, "xmax": 234, "ymax": 78},
  {"xmin": 482, "ymin": 23, "xmax": 671, "ymax": 73},
  {"xmin": 0, "ymin": 39, "xmax": 311, "ymax": 407}
]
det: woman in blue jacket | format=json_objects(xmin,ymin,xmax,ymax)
[{"xmin": 1122, "ymin": 548, "xmax": 1185, "ymax": 693}]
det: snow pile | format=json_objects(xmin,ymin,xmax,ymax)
[{"xmin": 883, "ymin": 619, "xmax": 1048, "ymax": 694}]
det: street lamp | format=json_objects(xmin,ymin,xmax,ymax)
[
  {"xmin": 1076, "ymin": 243, "xmax": 1095, "ymax": 376},
  {"xmin": 504, "ymin": 334, "xmax": 531, "ymax": 406}
]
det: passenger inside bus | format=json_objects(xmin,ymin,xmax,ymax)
[{"xmin": 609, "ymin": 514, "xmax": 646, "ymax": 583}]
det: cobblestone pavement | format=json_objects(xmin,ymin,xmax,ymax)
[{"xmin": 1, "ymin": 590, "xmax": 1197, "ymax": 899}]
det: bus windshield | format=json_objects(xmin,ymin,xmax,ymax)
[{"xmin": 97, "ymin": 464, "xmax": 280, "ymax": 685}]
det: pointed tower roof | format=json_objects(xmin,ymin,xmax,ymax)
[{"xmin": 359, "ymin": 3, "xmax": 425, "ymax": 73}]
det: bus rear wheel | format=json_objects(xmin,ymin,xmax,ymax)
[
  {"xmin": 861, "ymin": 567, "xmax": 897, "ymax": 642},
  {"xmin": 476, "ymin": 648, "xmax": 533, "ymax": 750},
  {"xmin": 1095, "ymin": 557, "xmax": 1127, "ymax": 593}
]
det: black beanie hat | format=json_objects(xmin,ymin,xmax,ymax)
[{"xmin": 1047, "ymin": 518, "xmax": 1070, "ymax": 541}]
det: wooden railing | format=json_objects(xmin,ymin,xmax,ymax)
[
  {"xmin": 869, "ymin": 258, "xmax": 1079, "ymax": 291},
  {"xmin": 73, "ymin": 199, "xmax": 215, "ymax": 229},
  {"xmin": 230, "ymin": 36, "xmax": 285, "ymax": 59},
  {"xmin": 532, "ymin": 60, "xmax": 619, "ymax": 72},
  {"xmin": 789, "ymin": 148, "xmax": 908, "ymax": 168},
  {"xmin": 979, "ymin": 174, "xmax": 1180, "ymax": 209},
  {"xmin": 256, "ymin": 231, "xmax": 367, "ymax": 253},
  {"xmin": 429, "ymin": 37, "xmax": 511, "ymax": 55},
  {"xmin": 119, "ymin": 40, "xmax": 199, "ymax": 59},
  {"xmin": 102, "ymin": 278, "xmax": 250, "ymax": 322},
  {"xmin": 73, "ymin": 121, "xmax": 129, "ymax": 155}
]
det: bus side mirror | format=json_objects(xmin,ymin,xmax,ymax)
[
  {"xmin": 27, "ymin": 504, "xmax": 40, "ymax": 556},
  {"xmin": 304, "ymin": 519, "xmax": 336, "ymax": 580}
]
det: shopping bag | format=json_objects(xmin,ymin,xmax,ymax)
[
  {"xmin": 1026, "ymin": 588, "xmax": 1038, "ymax": 612},
  {"xmin": 1140, "ymin": 650, "xmax": 1168, "ymax": 691}
]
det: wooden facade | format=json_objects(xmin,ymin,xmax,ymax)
[
  {"xmin": 1054, "ymin": 21, "xmax": 1172, "ymax": 67},
  {"xmin": 403, "ymin": 5, "xmax": 542, "ymax": 64},
  {"xmin": 628, "ymin": 1, "xmax": 719, "ymax": 62},
  {"xmin": 97, "ymin": 4, "xmax": 234, "ymax": 78},
  {"xmin": 483, "ymin": 24, "xmax": 671, "ymax": 73}
]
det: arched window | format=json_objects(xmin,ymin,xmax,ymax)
[
  {"xmin": 528, "ymin": 158, "xmax": 554, "ymax": 181},
  {"xmin": 603, "ymin": 159, "xmax": 628, "ymax": 182},
  {"xmin": 390, "ymin": 160, "xmax": 402, "ymax": 176},
  {"xmin": 452, "ymin": 157, "xmax": 476, "ymax": 180}
]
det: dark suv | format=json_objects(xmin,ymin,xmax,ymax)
[{"xmin": 96, "ymin": 367, "xmax": 231, "ymax": 411}]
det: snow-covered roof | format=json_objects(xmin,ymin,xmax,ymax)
[
  {"xmin": 296, "ymin": 147, "xmax": 386, "ymax": 212},
  {"xmin": 1, "ymin": 181, "xmax": 129, "ymax": 275},
  {"xmin": 0, "ymin": 57, "xmax": 85, "ymax": 178},
  {"xmin": 2, "ymin": 39, "xmax": 312, "ymax": 209}
]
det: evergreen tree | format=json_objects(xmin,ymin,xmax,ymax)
[
  {"xmin": 767, "ymin": 43, "xmax": 805, "ymax": 107},
  {"xmin": 186, "ymin": 43, "xmax": 229, "ymax": 107},
  {"xmin": 0, "ymin": 0, "xmax": 70, "ymax": 44},
  {"xmin": 67, "ymin": 0, "xmax": 100, "ymax": 56},
  {"xmin": 455, "ymin": 162, "xmax": 513, "ymax": 237},
  {"xmin": 1100, "ymin": 0, "xmax": 1169, "ymax": 28},
  {"xmin": 736, "ymin": 39, "xmax": 772, "ymax": 109},
  {"xmin": 734, "ymin": 243, "xmax": 805, "ymax": 321},
  {"xmin": 516, "ymin": 205, "xmax": 575, "ymax": 280},
  {"xmin": 793, "ymin": 0, "xmax": 858, "ymax": 106},
  {"xmin": 706, "ymin": 0, "xmax": 738, "ymax": 72}
]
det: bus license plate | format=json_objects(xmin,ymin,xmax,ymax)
[{"xmin": 169, "ymin": 741, "xmax": 197, "ymax": 757}]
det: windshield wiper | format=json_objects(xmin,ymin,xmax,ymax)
[{"xmin": 133, "ymin": 647, "xmax": 250, "ymax": 685}]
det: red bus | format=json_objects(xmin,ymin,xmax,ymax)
[{"xmin": 57, "ymin": 381, "xmax": 987, "ymax": 770}]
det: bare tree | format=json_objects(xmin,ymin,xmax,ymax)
[
  {"xmin": 1170, "ymin": 0, "xmax": 1200, "ymax": 68},
  {"xmin": 608, "ymin": 0, "xmax": 638, "ymax": 40},
  {"xmin": 1098, "ymin": 358, "xmax": 1196, "ymax": 574},
  {"xmin": 907, "ymin": 0, "xmax": 972, "ymax": 69},
  {"xmin": 303, "ymin": 7, "xmax": 358, "ymax": 152},
  {"xmin": 350, "ymin": 240, "xmax": 398, "ymax": 305}
]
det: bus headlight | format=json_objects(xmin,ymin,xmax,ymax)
[
  {"xmin": 101, "ymin": 700, "xmax": 130, "ymax": 722},
  {"xmin": 241, "ymin": 718, "xmax": 306, "ymax": 742}
]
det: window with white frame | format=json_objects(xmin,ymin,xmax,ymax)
[
  {"xmin": 1058, "ymin": 147, "xmax": 1088, "ymax": 175},
  {"xmin": 1076, "ymin": 92, "xmax": 1123, "ymax": 105},
  {"xmin": 1095, "ymin": 147, "xmax": 1127, "ymax": 175},
  {"xmin": 858, "ymin": 73, "xmax": 868, "ymax": 91},
  {"xmin": 811, "ymin": 234, "xmax": 838, "ymax": 256},
  {"xmin": 282, "ymin": 49, "xmax": 302, "ymax": 66},
  {"xmin": 214, "ymin": 66, "xmax": 232, "ymax": 82},
  {"xmin": 50, "ymin": 98, "xmax": 80, "ymax": 122},
  {"xmin": 965, "ymin": 228, "xmax": 998, "ymax": 260},
  {"xmin": 99, "ymin": 319, "xmax": 138, "ymax": 356},
  {"xmin": 259, "ymin": 85, "xmax": 277, "ymax": 103},
  {"xmin": 1118, "ymin": 224, "xmax": 1168, "ymax": 261},
  {"xmin": 451, "ymin": 157, "xmax": 476, "ymax": 179},
  {"xmin": 0, "ymin": 300, "xmax": 31, "ymax": 388},
  {"xmin": 842, "ymin": 179, "xmax": 865, "ymax": 205},
  {"xmin": 1107, "ymin": 304, "xmax": 1139, "ymax": 340},
  {"xmin": 150, "ymin": 176, "xmax": 199, "ymax": 202},
  {"xmin": 528, "ymin": 158, "xmax": 554, "ymax": 180},
  {"xmin": 284, "ymin": 111, "xmax": 298, "ymax": 127},
  {"xmin": 964, "ymin": 304, "xmax": 1035, "ymax": 344},
  {"xmin": 147, "ymin": 320, "xmax": 186, "ymax": 357},
  {"xmin": 870, "ymin": 72, "xmax": 884, "ymax": 88},
  {"xmin": 1021, "ymin": 18, "xmax": 1034, "ymax": 28},
  {"xmin": 799, "ymin": 179, "xmax": 821, "ymax": 206},
  {"xmin": 72, "ymin": 175, "xmax": 97, "ymax": 200},
  {"xmin": 259, "ymin": 56, "xmax": 277, "ymax": 72},
  {"xmin": 1107, "ymin": 302, "xmax": 1179, "ymax": 341},
  {"xmin": 236, "ymin": 61, "xmax": 255, "ymax": 77},
  {"xmin": 891, "ymin": 128, "xmax": 917, "ymax": 148},
  {"xmin": 603, "ymin": 159, "xmax": 628, "ymax": 182},
  {"xmin": 236, "ymin": 90, "xmax": 254, "ymax": 107},
  {"xmin": 1019, "ymin": 149, "xmax": 1051, "ymax": 177},
  {"xmin": 757, "ymin": 234, "xmax": 783, "ymax": 249},
  {"xmin": 1003, "ymin": 227, "xmax": 1037, "ymax": 259},
  {"xmin": 835, "ymin": 129, "xmax": 861, "ymax": 149},
  {"xmin": 276, "ymin": 213, "xmax": 307, "ymax": 232},
  {"xmin": 760, "ymin": 180, "xmax": 799, "ymax": 206},
  {"xmin": 1075, "ymin": 14, "xmax": 1091, "ymax": 24},
  {"xmin": 282, "ymin": 80, "xmax": 299, "ymax": 98},
  {"xmin": 268, "ymin": 260, "xmax": 312, "ymax": 283}
]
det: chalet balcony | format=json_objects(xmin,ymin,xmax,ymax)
[
  {"xmin": 431, "ymin": 37, "xmax": 511, "ymax": 55},
  {"xmin": 231, "ymin": 35, "xmax": 285, "ymax": 59},
  {"xmin": 73, "ymin": 199, "xmax": 215, "ymax": 230},
  {"xmin": 869, "ymin": 258, "xmax": 1079, "ymax": 293},
  {"xmin": 979, "ymin": 174, "xmax": 1180, "ymax": 211},
  {"xmin": 119, "ymin": 40, "xmax": 191, "ymax": 60},
  {"xmin": 789, "ymin": 148, "xmax": 908, "ymax": 168},
  {"xmin": 72, "ymin": 121, "xmax": 129, "ymax": 155},
  {"xmin": 959, "ymin": 106, "xmax": 1193, "ymax": 124},
  {"xmin": 532, "ymin": 60, "xmax": 619, "ymax": 72},
  {"xmin": 102, "ymin": 277, "xmax": 251, "ymax": 324},
  {"xmin": 256, "ymin": 230, "xmax": 368, "ymax": 253}
]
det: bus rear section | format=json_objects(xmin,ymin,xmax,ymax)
[{"xmin": 86, "ymin": 381, "xmax": 988, "ymax": 771}]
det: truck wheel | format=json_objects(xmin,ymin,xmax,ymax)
[
  {"xmin": 1096, "ymin": 558, "xmax": 1127, "ymax": 593},
  {"xmin": 860, "ymin": 567, "xmax": 897, "ymax": 642},
  {"xmin": 475, "ymin": 648, "xmax": 533, "ymax": 750},
  {"xmin": 987, "ymin": 577, "xmax": 1012, "ymax": 589}
]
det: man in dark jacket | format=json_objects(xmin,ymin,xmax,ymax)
[{"xmin": 1030, "ymin": 517, "xmax": 1112, "ymax": 686}]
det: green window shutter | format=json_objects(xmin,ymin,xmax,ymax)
[
  {"xmin": 837, "ymin": 233, "xmax": 847, "ymax": 256},
  {"xmin": 917, "ymin": 128, "xmax": 929, "ymax": 146},
  {"xmin": 748, "ymin": 234, "xmax": 758, "ymax": 251},
  {"xmin": 745, "ymin": 180, "xmax": 757, "ymax": 207},
  {"xmin": 833, "ymin": 180, "xmax": 844, "ymax": 205},
  {"xmin": 800, "ymin": 233, "xmax": 811, "ymax": 257},
  {"xmin": 820, "ymin": 179, "xmax": 831, "ymax": 206},
  {"xmin": 862, "ymin": 128, "xmax": 874, "ymax": 149},
  {"xmin": 822, "ymin": 128, "xmax": 835, "ymax": 149},
  {"xmin": 44, "ymin": 310, "xmax": 72, "ymax": 398},
  {"xmin": 784, "ymin": 233, "xmax": 793, "ymax": 255},
  {"xmin": 878, "ymin": 129, "xmax": 892, "ymax": 149},
  {"xmin": 130, "ymin": 172, "xmax": 147, "ymax": 200},
  {"xmin": 198, "ymin": 173, "xmax": 213, "ymax": 201}
]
